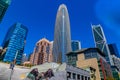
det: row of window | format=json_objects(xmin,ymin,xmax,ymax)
[{"xmin": 67, "ymin": 72, "xmax": 90, "ymax": 80}]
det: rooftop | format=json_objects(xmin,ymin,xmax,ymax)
[{"xmin": 66, "ymin": 47, "xmax": 105, "ymax": 57}]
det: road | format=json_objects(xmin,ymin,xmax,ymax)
[{"xmin": 0, "ymin": 62, "xmax": 30, "ymax": 80}]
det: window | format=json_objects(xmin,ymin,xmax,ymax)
[
  {"xmin": 85, "ymin": 76, "xmax": 87, "ymax": 80},
  {"xmin": 67, "ymin": 72, "xmax": 71, "ymax": 79},
  {"xmin": 41, "ymin": 46, "xmax": 44, "ymax": 52},
  {"xmin": 35, "ymin": 46, "xmax": 39, "ymax": 53},
  {"xmin": 0, "ymin": 4, "xmax": 5, "ymax": 16},
  {"xmin": 88, "ymin": 77, "xmax": 90, "ymax": 80},
  {"xmin": 46, "ymin": 46, "xmax": 50, "ymax": 54},
  {"xmin": 85, "ymin": 53, "xmax": 91, "ymax": 59},
  {"xmin": 77, "ymin": 74, "xmax": 80, "ymax": 80},
  {"xmin": 73, "ymin": 73, "xmax": 76, "ymax": 79},
  {"xmin": 81, "ymin": 75, "xmax": 84, "ymax": 80}
]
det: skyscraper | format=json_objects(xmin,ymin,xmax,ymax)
[
  {"xmin": 53, "ymin": 4, "xmax": 72, "ymax": 63},
  {"xmin": 108, "ymin": 43, "xmax": 120, "ymax": 58},
  {"xmin": 30, "ymin": 38, "xmax": 53, "ymax": 65},
  {"xmin": 92, "ymin": 24, "xmax": 113, "ymax": 65},
  {"xmin": 0, "ymin": 0, "xmax": 11, "ymax": 23},
  {"xmin": 21, "ymin": 53, "xmax": 27, "ymax": 63},
  {"xmin": 2, "ymin": 23, "xmax": 28, "ymax": 64},
  {"xmin": 71, "ymin": 40, "xmax": 81, "ymax": 51}
]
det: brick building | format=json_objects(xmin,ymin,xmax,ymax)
[{"xmin": 30, "ymin": 38, "xmax": 53, "ymax": 65}]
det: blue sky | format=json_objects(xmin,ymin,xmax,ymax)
[{"xmin": 0, "ymin": 0, "xmax": 120, "ymax": 56}]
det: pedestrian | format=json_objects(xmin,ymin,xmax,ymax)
[
  {"xmin": 44, "ymin": 68, "xmax": 54, "ymax": 80},
  {"xmin": 34, "ymin": 68, "xmax": 39, "ymax": 80},
  {"xmin": 9, "ymin": 61, "xmax": 15, "ymax": 80},
  {"xmin": 9, "ymin": 62, "xmax": 15, "ymax": 70},
  {"xmin": 29, "ymin": 68, "xmax": 39, "ymax": 80}
]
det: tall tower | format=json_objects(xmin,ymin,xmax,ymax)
[
  {"xmin": 2, "ymin": 23, "xmax": 28, "ymax": 64},
  {"xmin": 0, "ymin": 0, "xmax": 11, "ymax": 23},
  {"xmin": 92, "ymin": 24, "xmax": 113, "ymax": 65},
  {"xmin": 53, "ymin": 4, "xmax": 72, "ymax": 63},
  {"xmin": 30, "ymin": 38, "xmax": 53, "ymax": 65}
]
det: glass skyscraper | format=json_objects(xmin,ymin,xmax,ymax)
[
  {"xmin": 108, "ymin": 44, "xmax": 120, "ymax": 58},
  {"xmin": 0, "ymin": 0, "xmax": 11, "ymax": 22},
  {"xmin": 2, "ymin": 23, "xmax": 28, "ymax": 64},
  {"xmin": 92, "ymin": 24, "xmax": 113, "ymax": 65},
  {"xmin": 71, "ymin": 40, "xmax": 81, "ymax": 51},
  {"xmin": 53, "ymin": 4, "xmax": 72, "ymax": 63}
]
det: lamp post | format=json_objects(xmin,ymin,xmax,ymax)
[
  {"xmin": 9, "ymin": 50, "xmax": 18, "ymax": 80},
  {"xmin": 14, "ymin": 50, "xmax": 18, "ymax": 64}
]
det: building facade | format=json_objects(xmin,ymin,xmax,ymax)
[
  {"xmin": 84, "ymin": 67, "xmax": 96, "ymax": 80},
  {"xmin": 71, "ymin": 40, "xmax": 81, "ymax": 51},
  {"xmin": 92, "ymin": 24, "xmax": 113, "ymax": 65},
  {"xmin": 30, "ymin": 38, "xmax": 53, "ymax": 65},
  {"xmin": 53, "ymin": 4, "xmax": 72, "ymax": 63},
  {"xmin": 111, "ymin": 66, "xmax": 120, "ymax": 80},
  {"xmin": 0, "ymin": 0, "xmax": 11, "ymax": 22},
  {"xmin": 2, "ymin": 23, "xmax": 28, "ymax": 64},
  {"xmin": 66, "ymin": 48, "xmax": 113, "ymax": 80},
  {"xmin": 108, "ymin": 43, "xmax": 120, "ymax": 58},
  {"xmin": 111, "ymin": 55, "xmax": 120, "ymax": 71}
]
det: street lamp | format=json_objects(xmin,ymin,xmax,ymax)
[
  {"xmin": 9, "ymin": 50, "xmax": 18, "ymax": 80},
  {"xmin": 14, "ymin": 50, "xmax": 19, "ymax": 64}
]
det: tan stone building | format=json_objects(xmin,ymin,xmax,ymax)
[
  {"xmin": 77, "ymin": 54, "xmax": 101, "ymax": 80},
  {"xmin": 30, "ymin": 38, "xmax": 53, "ymax": 65},
  {"xmin": 66, "ymin": 48, "xmax": 113, "ymax": 80}
]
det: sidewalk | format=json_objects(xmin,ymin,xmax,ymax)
[
  {"xmin": 0, "ymin": 62, "xmax": 30, "ymax": 80},
  {"xmin": 0, "ymin": 62, "xmax": 31, "ymax": 69}
]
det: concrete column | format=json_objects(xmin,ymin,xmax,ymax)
[
  {"xmin": 70, "ymin": 72, "xmax": 73, "ymax": 79},
  {"xmin": 80, "ymin": 75, "xmax": 81, "ymax": 80},
  {"xmin": 75, "ymin": 74, "xmax": 77, "ymax": 80},
  {"xmin": 83, "ymin": 76, "xmax": 85, "ymax": 80},
  {"xmin": 86, "ymin": 76, "xmax": 88, "ymax": 80},
  {"xmin": 72, "ymin": 73, "xmax": 76, "ymax": 80},
  {"xmin": 80, "ymin": 75, "xmax": 83, "ymax": 80},
  {"xmin": 81, "ymin": 75, "xmax": 85, "ymax": 80}
]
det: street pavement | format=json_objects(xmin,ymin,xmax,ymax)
[
  {"xmin": 0, "ymin": 62, "xmax": 68, "ymax": 80},
  {"xmin": 0, "ymin": 62, "xmax": 30, "ymax": 80}
]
